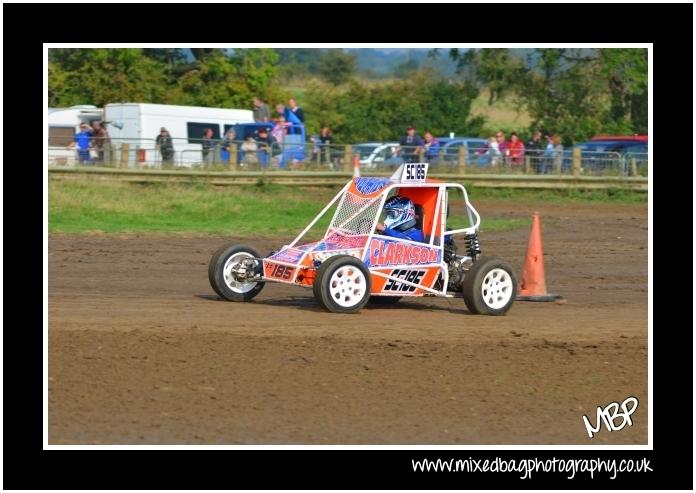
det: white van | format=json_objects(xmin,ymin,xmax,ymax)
[
  {"xmin": 104, "ymin": 103, "xmax": 254, "ymax": 167},
  {"xmin": 47, "ymin": 105, "xmax": 104, "ymax": 166}
]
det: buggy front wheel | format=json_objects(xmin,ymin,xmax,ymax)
[
  {"xmin": 314, "ymin": 255, "xmax": 371, "ymax": 313},
  {"xmin": 461, "ymin": 257, "xmax": 517, "ymax": 315},
  {"xmin": 208, "ymin": 244, "xmax": 265, "ymax": 302}
]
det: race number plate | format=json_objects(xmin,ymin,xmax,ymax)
[
  {"xmin": 396, "ymin": 162, "xmax": 428, "ymax": 183},
  {"xmin": 264, "ymin": 262, "xmax": 296, "ymax": 281}
]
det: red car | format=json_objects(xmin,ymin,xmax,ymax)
[{"xmin": 591, "ymin": 135, "xmax": 648, "ymax": 142}]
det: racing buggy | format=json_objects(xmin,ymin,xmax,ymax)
[{"xmin": 209, "ymin": 163, "xmax": 517, "ymax": 315}]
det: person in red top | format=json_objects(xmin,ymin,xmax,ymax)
[{"xmin": 508, "ymin": 131, "xmax": 526, "ymax": 166}]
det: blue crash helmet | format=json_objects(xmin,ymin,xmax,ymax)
[{"xmin": 383, "ymin": 195, "xmax": 417, "ymax": 232}]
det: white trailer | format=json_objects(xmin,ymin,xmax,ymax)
[{"xmin": 104, "ymin": 103, "xmax": 254, "ymax": 167}]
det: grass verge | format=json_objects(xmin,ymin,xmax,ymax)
[
  {"xmin": 49, "ymin": 180, "xmax": 644, "ymax": 236},
  {"xmin": 465, "ymin": 186, "xmax": 647, "ymax": 204},
  {"xmin": 49, "ymin": 181, "xmax": 337, "ymax": 236}
]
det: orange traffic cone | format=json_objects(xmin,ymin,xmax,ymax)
[{"xmin": 516, "ymin": 212, "xmax": 562, "ymax": 302}]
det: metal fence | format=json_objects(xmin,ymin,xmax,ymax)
[{"xmin": 48, "ymin": 139, "xmax": 649, "ymax": 177}]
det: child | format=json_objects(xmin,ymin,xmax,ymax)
[{"xmin": 271, "ymin": 116, "xmax": 289, "ymax": 144}]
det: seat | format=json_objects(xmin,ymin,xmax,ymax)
[
  {"xmin": 397, "ymin": 187, "xmax": 439, "ymax": 244},
  {"xmin": 414, "ymin": 203, "xmax": 452, "ymax": 246},
  {"xmin": 413, "ymin": 204, "xmax": 429, "ymax": 244},
  {"xmin": 414, "ymin": 204, "xmax": 424, "ymax": 231}
]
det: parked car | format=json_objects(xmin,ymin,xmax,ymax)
[
  {"xmin": 572, "ymin": 140, "xmax": 648, "ymax": 174},
  {"xmin": 575, "ymin": 140, "xmax": 648, "ymax": 154},
  {"xmin": 354, "ymin": 142, "xmax": 400, "ymax": 168},
  {"xmin": 590, "ymin": 135, "xmax": 648, "ymax": 143},
  {"xmin": 436, "ymin": 138, "xmax": 489, "ymax": 166}
]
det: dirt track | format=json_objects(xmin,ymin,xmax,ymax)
[{"xmin": 48, "ymin": 200, "xmax": 648, "ymax": 444}]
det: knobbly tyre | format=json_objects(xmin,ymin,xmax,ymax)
[{"xmin": 209, "ymin": 163, "xmax": 517, "ymax": 315}]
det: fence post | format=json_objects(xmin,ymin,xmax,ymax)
[
  {"xmin": 105, "ymin": 144, "xmax": 114, "ymax": 167},
  {"xmin": 120, "ymin": 143, "xmax": 130, "ymax": 169},
  {"xmin": 631, "ymin": 158, "xmax": 638, "ymax": 177},
  {"xmin": 324, "ymin": 146, "xmax": 331, "ymax": 169},
  {"xmin": 343, "ymin": 145, "xmax": 352, "ymax": 173},
  {"xmin": 418, "ymin": 149, "xmax": 425, "ymax": 163},
  {"xmin": 524, "ymin": 155, "xmax": 531, "ymax": 174},
  {"xmin": 229, "ymin": 143, "xmax": 238, "ymax": 171},
  {"xmin": 572, "ymin": 147, "xmax": 581, "ymax": 177},
  {"xmin": 458, "ymin": 146, "xmax": 467, "ymax": 174}
]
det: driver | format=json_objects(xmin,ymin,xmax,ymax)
[{"xmin": 375, "ymin": 195, "xmax": 424, "ymax": 242}]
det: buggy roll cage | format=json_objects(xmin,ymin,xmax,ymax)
[{"xmin": 288, "ymin": 180, "xmax": 480, "ymax": 250}]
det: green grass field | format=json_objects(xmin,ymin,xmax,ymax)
[
  {"xmin": 48, "ymin": 180, "xmax": 644, "ymax": 236},
  {"xmin": 470, "ymin": 91, "xmax": 532, "ymax": 134}
]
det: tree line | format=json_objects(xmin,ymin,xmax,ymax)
[
  {"xmin": 440, "ymin": 48, "xmax": 648, "ymax": 141},
  {"xmin": 48, "ymin": 48, "xmax": 647, "ymax": 144}
]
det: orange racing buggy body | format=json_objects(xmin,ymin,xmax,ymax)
[{"xmin": 209, "ymin": 163, "xmax": 517, "ymax": 314}]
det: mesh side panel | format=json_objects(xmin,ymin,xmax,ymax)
[{"xmin": 329, "ymin": 191, "xmax": 382, "ymax": 235}]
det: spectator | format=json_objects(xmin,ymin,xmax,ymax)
[
  {"xmin": 277, "ymin": 99, "xmax": 302, "ymax": 138},
  {"xmin": 540, "ymin": 133, "xmax": 555, "ymax": 174},
  {"xmin": 91, "ymin": 121, "xmax": 111, "ymax": 163},
  {"xmin": 312, "ymin": 126, "xmax": 332, "ymax": 165},
  {"xmin": 423, "ymin": 131, "xmax": 441, "ymax": 164},
  {"xmin": 399, "ymin": 125, "xmax": 424, "ymax": 163},
  {"xmin": 201, "ymin": 128, "xmax": 216, "ymax": 165},
  {"xmin": 252, "ymin": 97, "xmax": 271, "ymax": 123},
  {"xmin": 69, "ymin": 122, "xmax": 94, "ymax": 164},
  {"xmin": 526, "ymin": 130, "xmax": 543, "ymax": 154},
  {"xmin": 485, "ymin": 136, "xmax": 502, "ymax": 165},
  {"xmin": 220, "ymin": 129, "xmax": 237, "ymax": 164},
  {"xmin": 156, "ymin": 127, "xmax": 175, "ymax": 167},
  {"xmin": 287, "ymin": 97, "xmax": 304, "ymax": 123},
  {"xmin": 508, "ymin": 132, "xmax": 525, "ymax": 166},
  {"xmin": 318, "ymin": 126, "xmax": 332, "ymax": 146},
  {"xmin": 525, "ymin": 129, "xmax": 543, "ymax": 170},
  {"xmin": 272, "ymin": 115, "xmax": 289, "ymax": 144},
  {"xmin": 275, "ymin": 104, "xmax": 286, "ymax": 119},
  {"xmin": 494, "ymin": 131, "xmax": 509, "ymax": 163},
  {"xmin": 241, "ymin": 136, "xmax": 259, "ymax": 167},
  {"xmin": 255, "ymin": 127, "xmax": 276, "ymax": 168},
  {"xmin": 551, "ymin": 134, "xmax": 564, "ymax": 173}
]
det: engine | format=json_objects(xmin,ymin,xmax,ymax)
[{"xmin": 444, "ymin": 233, "xmax": 481, "ymax": 291}]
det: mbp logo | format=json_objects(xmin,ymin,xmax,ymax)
[
  {"xmin": 582, "ymin": 396, "xmax": 639, "ymax": 438},
  {"xmin": 383, "ymin": 269, "xmax": 425, "ymax": 292}
]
